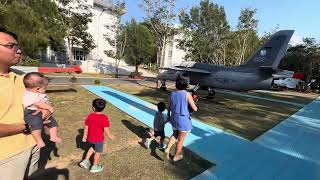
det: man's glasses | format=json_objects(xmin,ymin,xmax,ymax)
[{"xmin": 0, "ymin": 43, "xmax": 20, "ymax": 52}]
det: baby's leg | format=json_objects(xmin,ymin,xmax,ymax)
[
  {"xmin": 47, "ymin": 116, "xmax": 62, "ymax": 143},
  {"xmin": 24, "ymin": 110, "xmax": 45, "ymax": 148},
  {"xmin": 31, "ymin": 129, "xmax": 45, "ymax": 148},
  {"xmin": 49, "ymin": 127, "xmax": 62, "ymax": 143}
]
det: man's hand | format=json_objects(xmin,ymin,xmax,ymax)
[{"xmin": 0, "ymin": 123, "xmax": 26, "ymax": 138}]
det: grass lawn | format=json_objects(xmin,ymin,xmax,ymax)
[
  {"xmin": 105, "ymin": 81, "xmax": 310, "ymax": 140},
  {"xmin": 32, "ymin": 85, "xmax": 212, "ymax": 180}
]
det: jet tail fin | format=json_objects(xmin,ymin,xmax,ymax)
[{"xmin": 241, "ymin": 30, "xmax": 294, "ymax": 69}]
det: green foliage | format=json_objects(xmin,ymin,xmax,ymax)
[
  {"xmin": 231, "ymin": 8, "xmax": 259, "ymax": 65},
  {"xmin": 280, "ymin": 38, "xmax": 320, "ymax": 81},
  {"xmin": 178, "ymin": 0, "xmax": 230, "ymax": 64},
  {"xmin": 104, "ymin": 0, "xmax": 126, "ymax": 78},
  {"xmin": 129, "ymin": 71, "xmax": 142, "ymax": 78},
  {"xmin": 123, "ymin": 19, "xmax": 157, "ymax": 73},
  {"xmin": 0, "ymin": 0, "xmax": 70, "ymax": 59},
  {"xmin": 58, "ymin": 0, "xmax": 95, "ymax": 64},
  {"xmin": 0, "ymin": 1, "xmax": 48, "ymax": 58},
  {"xmin": 178, "ymin": 0, "xmax": 262, "ymax": 66},
  {"xmin": 94, "ymin": 79, "xmax": 101, "ymax": 85},
  {"xmin": 140, "ymin": 0, "xmax": 177, "ymax": 67},
  {"xmin": 27, "ymin": 0, "xmax": 67, "ymax": 51},
  {"xmin": 70, "ymin": 76, "xmax": 77, "ymax": 84},
  {"xmin": 20, "ymin": 56, "xmax": 40, "ymax": 67}
]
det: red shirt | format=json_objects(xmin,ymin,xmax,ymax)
[{"xmin": 85, "ymin": 112, "xmax": 110, "ymax": 143}]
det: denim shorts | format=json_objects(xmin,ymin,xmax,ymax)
[
  {"xmin": 88, "ymin": 141, "xmax": 104, "ymax": 153},
  {"xmin": 24, "ymin": 109, "xmax": 58, "ymax": 131}
]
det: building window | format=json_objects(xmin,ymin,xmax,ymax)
[
  {"xmin": 73, "ymin": 49, "xmax": 85, "ymax": 61},
  {"xmin": 168, "ymin": 50, "xmax": 173, "ymax": 58}
]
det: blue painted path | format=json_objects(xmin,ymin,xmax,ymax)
[{"xmin": 82, "ymin": 85, "xmax": 320, "ymax": 180}]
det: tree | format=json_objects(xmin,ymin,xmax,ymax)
[
  {"xmin": 233, "ymin": 8, "xmax": 259, "ymax": 65},
  {"xmin": 0, "ymin": 1, "xmax": 48, "ymax": 58},
  {"xmin": 280, "ymin": 38, "xmax": 320, "ymax": 82},
  {"xmin": 123, "ymin": 19, "xmax": 156, "ymax": 73},
  {"xmin": 57, "ymin": 0, "xmax": 95, "ymax": 65},
  {"xmin": 104, "ymin": 0, "xmax": 126, "ymax": 78},
  {"xmin": 140, "ymin": 0, "xmax": 177, "ymax": 68},
  {"xmin": 178, "ymin": 0, "xmax": 230, "ymax": 65},
  {"xmin": 27, "ymin": 0, "xmax": 67, "ymax": 51}
]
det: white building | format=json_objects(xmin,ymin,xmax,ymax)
[
  {"xmin": 162, "ymin": 33, "xmax": 187, "ymax": 68},
  {"xmin": 41, "ymin": 0, "xmax": 133, "ymax": 74}
]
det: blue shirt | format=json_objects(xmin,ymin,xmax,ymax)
[{"xmin": 170, "ymin": 90, "xmax": 192, "ymax": 131}]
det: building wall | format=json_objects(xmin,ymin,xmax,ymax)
[
  {"xmin": 41, "ymin": 0, "xmax": 124, "ymax": 74},
  {"xmin": 88, "ymin": 1, "xmax": 117, "ymax": 64},
  {"xmin": 163, "ymin": 34, "xmax": 186, "ymax": 67}
]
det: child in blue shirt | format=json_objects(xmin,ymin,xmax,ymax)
[{"xmin": 144, "ymin": 102, "xmax": 167, "ymax": 149}]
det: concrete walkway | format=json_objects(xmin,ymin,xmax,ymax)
[{"xmin": 82, "ymin": 85, "xmax": 320, "ymax": 180}]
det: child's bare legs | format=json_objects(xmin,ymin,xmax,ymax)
[
  {"xmin": 173, "ymin": 131, "xmax": 187, "ymax": 161},
  {"xmin": 49, "ymin": 127, "xmax": 62, "ymax": 143},
  {"xmin": 164, "ymin": 130, "xmax": 178, "ymax": 160},
  {"xmin": 93, "ymin": 152, "xmax": 101, "ymax": 166},
  {"xmin": 159, "ymin": 137, "xmax": 165, "ymax": 147},
  {"xmin": 85, "ymin": 147, "xmax": 95, "ymax": 161},
  {"xmin": 31, "ymin": 129, "xmax": 45, "ymax": 148}
]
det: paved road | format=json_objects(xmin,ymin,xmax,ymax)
[{"xmin": 47, "ymin": 75, "xmax": 157, "ymax": 86}]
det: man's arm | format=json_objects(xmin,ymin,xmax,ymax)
[
  {"xmin": 0, "ymin": 123, "xmax": 26, "ymax": 138},
  {"xmin": 104, "ymin": 127, "xmax": 114, "ymax": 140},
  {"xmin": 82, "ymin": 126, "xmax": 88, "ymax": 142},
  {"xmin": 33, "ymin": 102, "xmax": 54, "ymax": 113}
]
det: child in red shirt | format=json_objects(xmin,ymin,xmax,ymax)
[{"xmin": 79, "ymin": 99, "xmax": 114, "ymax": 173}]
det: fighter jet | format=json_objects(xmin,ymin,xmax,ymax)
[{"xmin": 158, "ymin": 30, "xmax": 295, "ymax": 97}]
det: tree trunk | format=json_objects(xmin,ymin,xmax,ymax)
[
  {"xmin": 67, "ymin": 38, "xmax": 74, "ymax": 65},
  {"xmin": 115, "ymin": 59, "xmax": 119, "ymax": 78},
  {"xmin": 135, "ymin": 65, "xmax": 138, "ymax": 73},
  {"xmin": 160, "ymin": 36, "xmax": 167, "ymax": 67}
]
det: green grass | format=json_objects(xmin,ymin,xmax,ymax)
[
  {"xmin": 32, "ymin": 86, "xmax": 212, "ymax": 180},
  {"xmin": 105, "ymin": 82, "xmax": 303, "ymax": 140}
]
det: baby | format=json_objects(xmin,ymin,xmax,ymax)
[{"xmin": 23, "ymin": 72, "xmax": 61, "ymax": 148}]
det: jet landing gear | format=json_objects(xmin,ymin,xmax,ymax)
[
  {"xmin": 207, "ymin": 87, "xmax": 215, "ymax": 98},
  {"xmin": 158, "ymin": 79, "xmax": 167, "ymax": 91}
]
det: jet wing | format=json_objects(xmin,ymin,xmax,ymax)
[{"xmin": 160, "ymin": 67, "xmax": 211, "ymax": 74}]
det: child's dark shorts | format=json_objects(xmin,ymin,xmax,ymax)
[
  {"xmin": 154, "ymin": 130, "xmax": 165, "ymax": 139},
  {"xmin": 24, "ymin": 109, "xmax": 58, "ymax": 131},
  {"xmin": 88, "ymin": 141, "xmax": 104, "ymax": 153}
]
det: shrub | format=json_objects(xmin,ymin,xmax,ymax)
[
  {"xmin": 129, "ymin": 71, "xmax": 142, "ymax": 78},
  {"xmin": 94, "ymin": 79, "xmax": 101, "ymax": 85},
  {"xmin": 70, "ymin": 76, "xmax": 77, "ymax": 84},
  {"xmin": 20, "ymin": 56, "xmax": 40, "ymax": 67}
]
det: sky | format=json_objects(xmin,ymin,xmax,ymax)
[{"xmin": 121, "ymin": 0, "xmax": 320, "ymax": 44}]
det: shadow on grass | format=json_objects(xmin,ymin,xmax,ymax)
[
  {"xmin": 29, "ymin": 129, "xmax": 68, "ymax": 180},
  {"xmin": 29, "ymin": 168, "xmax": 69, "ymax": 180},
  {"xmin": 75, "ymin": 129, "xmax": 94, "ymax": 162},
  {"xmin": 46, "ymin": 88, "xmax": 77, "ymax": 94},
  {"xmin": 121, "ymin": 119, "xmax": 163, "ymax": 161},
  {"xmin": 127, "ymin": 88, "xmax": 299, "ymax": 140}
]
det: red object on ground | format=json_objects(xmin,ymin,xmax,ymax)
[
  {"xmin": 130, "ymin": 75, "xmax": 144, "ymax": 80},
  {"xmin": 293, "ymin": 72, "xmax": 304, "ymax": 80},
  {"xmin": 38, "ymin": 65, "xmax": 82, "ymax": 74}
]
